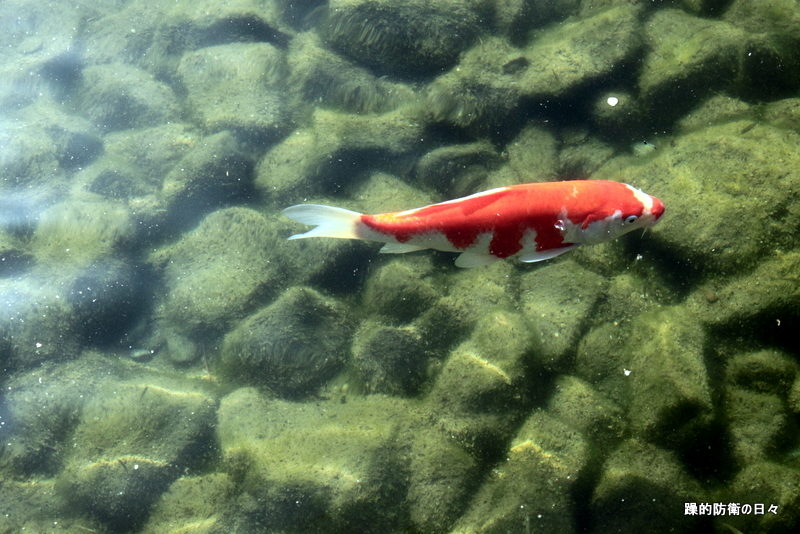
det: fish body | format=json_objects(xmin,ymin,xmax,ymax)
[{"xmin": 283, "ymin": 180, "xmax": 665, "ymax": 268}]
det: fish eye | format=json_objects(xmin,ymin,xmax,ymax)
[{"xmin": 625, "ymin": 215, "xmax": 638, "ymax": 224}]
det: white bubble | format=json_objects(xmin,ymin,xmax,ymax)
[{"xmin": 607, "ymin": 96, "xmax": 619, "ymax": 106}]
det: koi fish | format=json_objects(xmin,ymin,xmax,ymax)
[{"xmin": 283, "ymin": 180, "xmax": 665, "ymax": 268}]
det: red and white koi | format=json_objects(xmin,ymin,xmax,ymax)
[{"xmin": 283, "ymin": 180, "xmax": 665, "ymax": 268}]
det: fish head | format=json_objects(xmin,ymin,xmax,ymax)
[{"xmin": 561, "ymin": 185, "xmax": 665, "ymax": 245}]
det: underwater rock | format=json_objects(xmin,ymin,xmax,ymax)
[
  {"xmin": 141, "ymin": 473, "xmax": 235, "ymax": 534},
  {"xmin": 686, "ymin": 251, "xmax": 800, "ymax": 330},
  {"xmin": 425, "ymin": 309, "xmax": 537, "ymax": 458},
  {"xmin": 0, "ymin": 202, "xmax": 137, "ymax": 370},
  {"xmin": 722, "ymin": 0, "xmax": 800, "ymax": 100},
  {"xmin": 763, "ymin": 97, "xmax": 800, "ymax": 133},
  {"xmin": 589, "ymin": 90, "xmax": 645, "ymax": 140},
  {"xmin": 216, "ymin": 387, "xmax": 408, "ymax": 533},
  {"xmin": 557, "ymin": 136, "xmax": 616, "ymax": 180},
  {"xmin": 56, "ymin": 382, "xmax": 215, "ymax": 530},
  {"xmin": 82, "ymin": 0, "xmax": 292, "ymax": 76},
  {"xmin": 625, "ymin": 306, "xmax": 713, "ymax": 450},
  {"xmin": 254, "ymin": 107, "xmax": 424, "ymax": 207},
  {"xmin": 726, "ymin": 350, "xmax": 799, "ymax": 397},
  {"xmin": 76, "ymin": 63, "xmax": 180, "ymax": 133},
  {"xmin": 639, "ymin": 10, "xmax": 744, "ymax": 120},
  {"xmin": 519, "ymin": 260, "xmax": 607, "ymax": 371},
  {"xmin": 574, "ymin": 321, "xmax": 633, "ymax": 407},
  {"xmin": 725, "ymin": 387, "xmax": 788, "ymax": 466},
  {"xmin": 436, "ymin": 261, "xmax": 517, "ymax": 331},
  {"xmin": 218, "ymin": 287, "xmax": 353, "ymax": 397},
  {"xmin": 0, "ymin": 278, "xmax": 80, "ymax": 369},
  {"xmin": 450, "ymin": 411, "xmax": 588, "ymax": 534},
  {"xmin": 287, "ymin": 31, "xmax": 413, "ymax": 114},
  {"xmin": 675, "ymin": 94, "xmax": 753, "ymax": 132},
  {"xmin": 0, "ymin": 0, "xmax": 80, "ymax": 108},
  {"xmin": 0, "ymin": 479, "xmax": 66, "ymax": 532},
  {"xmin": 31, "ymin": 199, "xmax": 134, "ymax": 265},
  {"xmin": 596, "ymin": 121, "xmax": 800, "ymax": 274},
  {"xmin": 152, "ymin": 207, "xmax": 278, "ymax": 337},
  {"xmin": 405, "ymin": 427, "xmax": 482, "ymax": 533},
  {"xmin": 104, "ymin": 124, "xmax": 196, "ymax": 184},
  {"xmin": 67, "ymin": 258, "xmax": 144, "ymax": 346},
  {"xmin": 494, "ymin": 0, "xmax": 581, "ymax": 42},
  {"xmin": 351, "ymin": 322, "xmax": 428, "ymax": 396},
  {"xmin": 591, "ymin": 440, "xmax": 707, "ymax": 534},
  {"xmin": 319, "ymin": 0, "xmax": 482, "ymax": 76},
  {"xmin": 82, "ymin": 123, "xmax": 196, "ymax": 202},
  {"xmin": 723, "ymin": 350, "xmax": 797, "ymax": 465},
  {"xmin": 722, "ymin": 461, "xmax": 800, "ymax": 533},
  {"xmin": 415, "ymin": 141, "xmax": 502, "ymax": 199},
  {"xmin": 60, "ymin": 456, "xmax": 177, "ymax": 532},
  {"xmin": 154, "ymin": 130, "xmax": 256, "ymax": 233},
  {"xmin": 362, "ymin": 260, "xmax": 441, "ymax": 324},
  {"xmin": 478, "ymin": 125, "xmax": 559, "ymax": 192},
  {"xmin": 426, "ymin": 5, "xmax": 640, "ymax": 128},
  {"xmin": 547, "ymin": 374, "xmax": 627, "ymax": 446},
  {"xmin": 178, "ymin": 42, "xmax": 291, "ymax": 141},
  {"xmin": 0, "ymin": 119, "xmax": 64, "ymax": 193}
]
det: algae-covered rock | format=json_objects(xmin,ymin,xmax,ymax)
[
  {"xmin": 721, "ymin": 461, "xmax": 800, "ymax": 534},
  {"xmin": 726, "ymin": 350, "xmax": 799, "ymax": 397},
  {"xmin": 436, "ymin": 261, "xmax": 517, "ymax": 330},
  {"xmin": 722, "ymin": 0, "xmax": 800, "ymax": 100},
  {"xmin": 625, "ymin": 306, "xmax": 713, "ymax": 449},
  {"xmin": 574, "ymin": 321, "xmax": 633, "ymax": 407},
  {"xmin": 82, "ymin": 0, "xmax": 293, "ymax": 77},
  {"xmin": 0, "ymin": 478, "xmax": 68, "ymax": 533},
  {"xmin": 725, "ymin": 387, "xmax": 788, "ymax": 466},
  {"xmin": 152, "ymin": 207, "xmax": 278, "ymax": 337},
  {"xmin": 178, "ymin": 42, "xmax": 291, "ymax": 141},
  {"xmin": 218, "ymin": 287, "xmax": 353, "ymax": 397},
  {"xmin": 723, "ymin": 350, "xmax": 797, "ymax": 466},
  {"xmin": 254, "ymin": 107, "xmax": 424, "ymax": 207},
  {"xmin": 57, "ymin": 382, "xmax": 216, "ymax": 530},
  {"xmin": 639, "ymin": 10, "xmax": 744, "ymax": 117},
  {"xmin": 685, "ymin": 251, "xmax": 800, "ymax": 333},
  {"xmin": 596, "ymin": 121, "xmax": 800, "ymax": 274},
  {"xmin": 763, "ymin": 97, "xmax": 800, "ymax": 132},
  {"xmin": 426, "ymin": 5, "xmax": 641, "ymax": 128},
  {"xmin": 76, "ymin": 63, "xmax": 180, "ymax": 133},
  {"xmin": 426, "ymin": 309, "xmax": 537, "ymax": 457},
  {"xmin": 351, "ymin": 322, "xmax": 429, "ymax": 396},
  {"xmin": 319, "ymin": 0, "xmax": 482, "ymax": 76},
  {"xmin": 591, "ymin": 440, "xmax": 707, "ymax": 534},
  {"xmin": 519, "ymin": 260, "xmax": 607, "ymax": 371},
  {"xmin": 155, "ymin": 131, "xmax": 256, "ymax": 232},
  {"xmin": 0, "ymin": 234, "xmax": 143, "ymax": 370},
  {"xmin": 362, "ymin": 260, "xmax": 441, "ymax": 324},
  {"xmin": 141, "ymin": 473, "xmax": 235, "ymax": 534},
  {"xmin": 451, "ymin": 411, "xmax": 589, "ymax": 534},
  {"xmin": 415, "ymin": 141, "xmax": 502, "ymax": 199},
  {"xmin": 548, "ymin": 374, "xmax": 627, "ymax": 446},
  {"xmin": 405, "ymin": 426, "xmax": 482, "ymax": 533},
  {"xmin": 216, "ymin": 387, "xmax": 408, "ymax": 533},
  {"xmin": 31, "ymin": 199, "xmax": 134, "ymax": 266},
  {"xmin": 287, "ymin": 31, "xmax": 413, "ymax": 114}
]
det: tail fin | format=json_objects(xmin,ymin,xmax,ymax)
[{"xmin": 283, "ymin": 204, "xmax": 363, "ymax": 240}]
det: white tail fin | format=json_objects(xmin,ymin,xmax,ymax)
[{"xmin": 283, "ymin": 204, "xmax": 363, "ymax": 240}]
